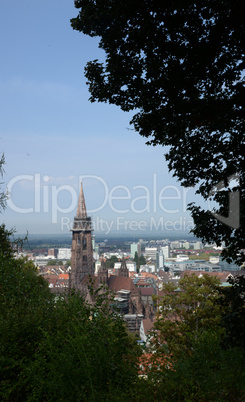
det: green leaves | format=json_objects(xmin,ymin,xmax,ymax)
[
  {"xmin": 152, "ymin": 273, "xmax": 224, "ymax": 357},
  {"xmin": 142, "ymin": 273, "xmax": 245, "ymax": 400},
  {"xmin": 29, "ymin": 294, "xmax": 139, "ymax": 401},
  {"xmin": 0, "ymin": 249, "xmax": 140, "ymax": 401},
  {"xmin": 148, "ymin": 330, "xmax": 245, "ymax": 401},
  {"xmin": 72, "ymin": 0, "xmax": 245, "ymax": 265}
]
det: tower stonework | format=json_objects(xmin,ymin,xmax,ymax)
[
  {"xmin": 70, "ymin": 181, "xmax": 94, "ymax": 289},
  {"xmin": 118, "ymin": 258, "xmax": 129, "ymax": 277},
  {"xmin": 97, "ymin": 259, "xmax": 108, "ymax": 285}
]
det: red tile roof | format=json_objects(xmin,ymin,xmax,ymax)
[
  {"xmin": 140, "ymin": 287, "xmax": 154, "ymax": 296},
  {"xmin": 59, "ymin": 273, "xmax": 69, "ymax": 280},
  {"xmin": 141, "ymin": 272, "xmax": 157, "ymax": 279},
  {"xmin": 108, "ymin": 275, "xmax": 137, "ymax": 292}
]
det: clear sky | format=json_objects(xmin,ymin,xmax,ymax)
[{"xmin": 0, "ymin": 0, "xmax": 203, "ymax": 237}]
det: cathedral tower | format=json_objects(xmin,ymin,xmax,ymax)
[
  {"xmin": 70, "ymin": 181, "xmax": 94, "ymax": 289},
  {"xmin": 118, "ymin": 258, "xmax": 129, "ymax": 277},
  {"xmin": 97, "ymin": 259, "xmax": 108, "ymax": 285}
]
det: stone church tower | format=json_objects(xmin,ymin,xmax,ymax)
[
  {"xmin": 118, "ymin": 258, "xmax": 129, "ymax": 277},
  {"xmin": 97, "ymin": 259, "xmax": 108, "ymax": 285},
  {"xmin": 70, "ymin": 181, "xmax": 94, "ymax": 289}
]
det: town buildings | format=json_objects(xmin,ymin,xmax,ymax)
[{"xmin": 20, "ymin": 181, "xmax": 243, "ymax": 336}]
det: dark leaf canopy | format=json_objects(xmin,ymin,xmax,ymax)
[{"xmin": 72, "ymin": 0, "xmax": 245, "ymax": 264}]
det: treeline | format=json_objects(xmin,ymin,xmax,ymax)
[
  {"xmin": 0, "ymin": 225, "xmax": 139, "ymax": 401},
  {"xmin": 1, "ymin": 223, "xmax": 245, "ymax": 400}
]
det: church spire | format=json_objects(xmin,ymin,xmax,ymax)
[
  {"xmin": 98, "ymin": 258, "xmax": 108, "ymax": 284},
  {"xmin": 76, "ymin": 181, "xmax": 87, "ymax": 219},
  {"xmin": 118, "ymin": 258, "xmax": 129, "ymax": 277},
  {"xmin": 70, "ymin": 179, "xmax": 94, "ymax": 289}
]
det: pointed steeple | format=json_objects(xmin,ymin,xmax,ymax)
[
  {"xmin": 70, "ymin": 179, "xmax": 94, "ymax": 289},
  {"xmin": 100, "ymin": 258, "xmax": 107, "ymax": 271},
  {"xmin": 118, "ymin": 258, "xmax": 129, "ymax": 277},
  {"xmin": 98, "ymin": 258, "xmax": 108, "ymax": 284},
  {"xmin": 76, "ymin": 181, "xmax": 87, "ymax": 219}
]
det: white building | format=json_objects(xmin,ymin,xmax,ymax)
[
  {"xmin": 145, "ymin": 247, "xmax": 158, "ymax": 260},
  {"xmin": 130, "ymin": 242, "xmax": 141, "ymax": 258},
  {"xmin": 161, "ymin": 245, "xmax": 170, "ymax": 259},
  {"xmin": 176, "ymin": 254, "xmax": 189, "ymax": 262},
  {"xmin": 93, "ymin": 251, "xmax": 99, "ymax": 261},
  {"xmin": 114, "ymin": 260, "xmax": 136, "ymax": 272},
  {"xmin": 193, "ymin": 242, "xmax": 203, "ymax": 250},
  {"xmin": 103, "ymin": 251, "xmax": 126, "ymax": 259},
  {"xmin": 57, "ymin": 248, "xmax": 71, "ymax": 260},
  {"xmin": 156, "ymin": 250, "xmax": 164, "ymax": 271},
  {"xmin": 209, "ymin": 257, "xmax": 219, "ymax": 264},
  {"xmin": 164, "ymin": 259, "xmax": 221, "ymax": 272},
  {"xmin": 170, "ymin": 241, "xmax": 181, "ymax": 249},
  {"xmin": 34, "ymin": 255, "xmax": 55, "ymax": 267}
]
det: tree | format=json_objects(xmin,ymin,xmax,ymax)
[
  {"xmin": 152, "ymin": 273, "xmax": 224, "ymax": 357},
  {"xmin": 134, "ymin": 251, "xmax": 139, "ymax": 263},
  {"xmin": 105, "ymin": 255, "xmax": 118, "ymax": 268},
  {"xmin": 134, "ymin": 251, "xmax": 140, "ymax": 272},
  {"xmin": 0, "ymin": 154, "xmax": 13, "ymax": 257},
  {"xmin": 46, "ymin": 259, "xmax": 64, "ymax": 266},
  {"xmin": 0, "ymin": 154, "xmax": 27, "ymax": 256},
  {"xmin": 138, "ymin": 255, "xmax": 146, "ymax": 266},
  {"xmin": 0, "ymin": 254, "xmax": 53, "ymax": 400},
  {"xmin": 220, "ymin": 274, "xmax": 245, "ymax": 351},
  {"xmin": 143, "ymin": 273, "xmax": 245, "ymax": 400},
  {"xmin": 0, "ymin": 153, "xmax": 7, "ymax": 211},
  {"xmin": 134, "ymin": 252, "xmax": 146, "ymax": 272},
  {"xmin": 71, "ymin": 1, "xmax": 245, "ymax": 265},
  {"xmin": 24, "ymin": 291, "xmax": 140, "ymax": 401},
  {"xmin": 0, "ymin": 252, "xmax": 140, "ymax": 400},
  {"xmin": 142, "ymin": 330, "xmax": 245, "ymax": 401}
]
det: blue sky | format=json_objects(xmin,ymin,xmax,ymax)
[{"xmin": 0, "ymin": 0, "xmax": 202, "ymax": 237}]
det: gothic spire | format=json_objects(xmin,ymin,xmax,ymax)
[
  {"xmin": 100, "ymin": 258, "xmax": 107, "ymax": 271},
  {"xmin": 119, "ymin": 258, "xmax": 129, "ymax": 277},
  {"xmin": 98, "ymin": 258, "xmax": 108, "ymax": 284},
  {"xmin": 76, "ymin": 180, "xmax": 87, "ymax": 219}
]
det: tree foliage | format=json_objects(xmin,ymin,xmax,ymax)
[
  {"xmin": 0, "ymin": 154, "xmax": 13, "ymax": 257},
  {"xmin": 0, "ymin": 253, "xmax": 53, "ymax": 401},
  {"xmin": 142, "ymin": 273, "xmax": 245, "ymax": 400},
  {"xmin": 134, "ymin": 252, "xmax": 146, "ymax": 272},
  {"xmin": 152, "ymin": 273, "xmax": 224, "ymax": 357},
  {"xmin": 71, "ymin": 0, "xmax": 245, "ymax": 264},
  {"xmin": 142, "ymin": 330, "xmax": 245, "ymax": 401},
  {"xmin": 46, "ymin": 259, "xmax": 64, "ymax": 266},
  {"xmin": 22, "ymin": 291, "xmax": 140, "ymax": 401},
  {"xmin": 0, "ymin": 232, "xmax": 140, "ymax": 401},
  {"xmin": 220, "ymin": 274, "xmax": 245, "ymax": 350},
  {"xmin": 0, "ymin": 252, "xmax": 140, "ymax": 401},
  {"xmin": 0, "ymin": 153, "xmax": 7, "ymax": 211},
  {"xmin": 105, "ymin": 255, "xmax": 118, "ymax": 268}
]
